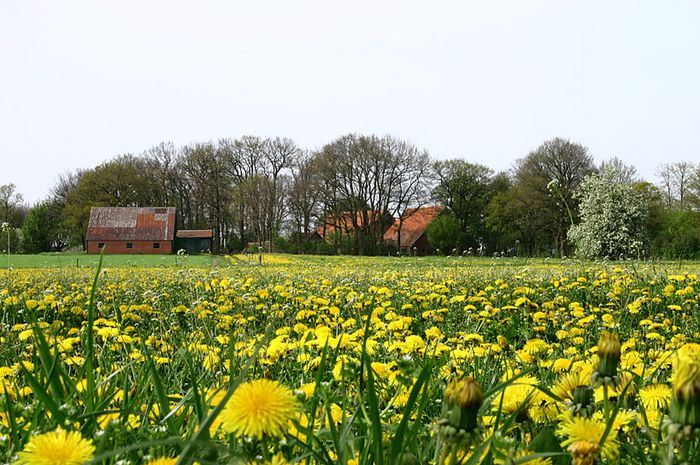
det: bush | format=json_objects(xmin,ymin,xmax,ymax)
[
  {"xmin": 568, "ymin": 169, "xmax": 647, "ymax": 259},
  {"xmin": 651, "ymin": 209, "xmax": 700, "ymax": 259},
  {"xmin": 426, "ymin": 211, "xmax": 461, "ymax": 253}
]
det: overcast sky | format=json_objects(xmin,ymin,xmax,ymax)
[{"xmin": 1, "ymin": 0, "xmax": 699, "ymax": 204}]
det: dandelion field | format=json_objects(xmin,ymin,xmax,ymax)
[{"xmin": 2, "ymin": 256, "xmax": 700, "ymax": 465}]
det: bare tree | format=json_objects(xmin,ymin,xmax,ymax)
[
  {"xmin": 386, "ymin": 140, "xmax": 433, "ymax": 250},
  {"xmin": 512, "ymin": 138, "xmax": 596, "ymax": 257},
  {"xmin": 0, "ymin": 183, "xmax": 25, "ymax": 226},
  {"xmin": 656, "ymin": 163, "xmax": 674, "ymax": 208},
  {"xmin": 315, "ymin": 134, "xmax": 431, "ymax": 254},
  {"xmin": 600, "ymin": 157, "xmax": 637, "ymax": 184},
  {"xmin": 262, "ymin": 138, "xmax": 298, "ymax": 250},
  {"xmin": 180, "ymin": 143, "xmax": 234, "ymax": 252},
  {"xmin": 289, "ymin": 151, "xmax": 323, "ymax": 252},
  {"xmin": 674, "ymin": 162, "xmax": 695, "ymax": 209},
  {"xmin": 656, "ymin": 161, "xmax": 697, "ymax": 209}
]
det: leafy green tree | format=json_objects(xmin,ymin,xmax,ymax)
[
  {"xmin": 21, "ymin": 202, "xmax": 53, "ymax": 253},
  {"xmin": 568, "ymin": 167, "xmax": 648, "ymax": 259},
  {"xmin": 652, "ymin": 208, "xmax": 700, "ymax": 258},
  {"xmin": 432, "ymin": 160, "xmax": 500, "ymax": 249},
  {"xmin": 499, "ymin": 138, "xmax": 595, "ymax": 257},
  {"xmin": 426, "ymin": 210, "xmax": 461, "ymax": 254},
  {"xmin": 61, "ymin": 155, "xmax": 158, "ymax": 247}
]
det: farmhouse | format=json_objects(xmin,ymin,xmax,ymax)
[
  {"xmin": 86, "ymin": 207, "xmax": 176, "ymax": 254},
  {"xmin": 383, "ymin": 205, "xmax": 446, "ymax": 255}
]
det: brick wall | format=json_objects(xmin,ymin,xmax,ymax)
[{"xmin": 87, "ymin": 240, "xmax": 173, "ymax": 254}]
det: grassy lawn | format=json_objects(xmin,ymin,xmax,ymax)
[
  {"xmin": 2, "ymin": 251, "xmax": 699, "ymax": 273},
  {"xmin": 0, "ymin": 252, "xmax": 228, "ymax": 268}
]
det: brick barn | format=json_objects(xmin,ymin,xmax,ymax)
[{"xmin": 86, "ymin": 207, "xmax": 176, "ymax": 254}]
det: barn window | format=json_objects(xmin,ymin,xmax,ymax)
[
  {"xmin": 153, "ymin": 243, "xmax": 160, "ymax": 249},
  {"xmin": 126, "ymin": 242, "xmax": 133, "ymax": 249},
  {"xmin": 98, "ymin": 243, "xmax": 105, "ymax": 249},
  {"xmin": 155, "ymin": 208, "xmax": 167, "ymax": 214}
]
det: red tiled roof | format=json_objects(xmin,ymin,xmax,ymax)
[
  {"xmin": 383, "ymin": 206, "xmax": 446, "ymax": 248},
  {"xmin": 176, "ymin": 229, "xmax": 213, "ymax": 239},
  {"xmin": 86, "ymin": 207, "xmax": 176, "ymax": 241}
]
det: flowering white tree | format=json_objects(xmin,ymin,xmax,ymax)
[{"xmin": 568, "ymin": 166, "xmax": 648, "ymax": 259}]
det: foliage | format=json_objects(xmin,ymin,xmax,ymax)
[
  {"xmin": 432, "ymin": 161, "xmax": 502, "ymax": 249},
  {"xmin": 60, "ymin": 155, "xmax": 157, "ymax": 247},
  {"xmin": 7, "ymin": 134, "xmax": 700, "ymax": 258},
  {"xmin": 498, "ymin": 138, "xmax": 596, "ymax": 257},
  {"xmin": 568, "ymin": 168, "xmax": 648, "ymax": 259},
  {"xmin": 426, "ymin": 209, "xmax": 461, "ymax": 253},
  {"xmin": 651, "ymin": 208, "xmax": 700, "ymax": 259},
  {"xmin": 20, "ymin": 202, "xmax": 54, "ymax": 253}
]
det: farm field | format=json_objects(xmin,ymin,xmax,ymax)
[
  {"xmin": 2, "ymin": 256, "xmax": 700, "ymax": 465},
  {"xmin": 0, "ymin": 253, "xmax": 227, "ymax": 269}
]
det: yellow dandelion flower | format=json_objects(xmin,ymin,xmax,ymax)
[
  {"xmin": 552, "ymin": 370, "xmax": 590, "ymax": 402},
  {"xmin": 492, "ymin": 374, "xmax": 538, "ymax": 415},
  {"xmin": 144, "ymin": 458, "xmax": 177, "ymax": 465},
  {"xmin": 552, "ymin": 358, "xmax": 574, "ymax": 372},
  {"xmin": 16, "ymin": 428, "xmax": 95, "ymax": 465},
  {"xmin": 592, "ymin": 409, "xmax": 637, "ymax": 432},
  {"xmin": 639, "ymin": 407, "xmax": 664, "ymax": 431},
  {"xmin": 639, "ymin": 384, "xmax": 672, "ymax": 411},
  {"xmin": 557, "ymin": 415, "xmax": 619, "ymax": 460},
  {"xmin": 219, "ymin": 379, "xmax": 297, "ymax": 439},
  {"xmin": 522, "ymin": 338, "xmax": 550, "ymax": 356},
  {"xmin": 528, "ymin": 391, "xmax": 562, "ymax": 423}
]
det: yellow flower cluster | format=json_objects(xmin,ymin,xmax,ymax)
[{"xmin": 1, "ymin": 257, "xmax": 699, "ymax": 464}]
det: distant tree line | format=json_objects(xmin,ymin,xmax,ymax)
[{"xmin": 3, "ymin": 135, "xmax": 700, "ymax": 258}]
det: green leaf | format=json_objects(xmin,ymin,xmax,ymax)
[{"xmin": 529, "ymin": 427, "xmax": 569, "ymax": 465}]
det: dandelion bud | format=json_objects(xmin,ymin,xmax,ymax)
[
  {"xmin": 568, "ymin": 440, "xmax": 600, "ymax": 465},
  {"xmin": 592, "ymin": 332, "xmax": 620, "ymax": 387},
  {"xmin": 570, "ymin": 386, "xmax": 595, "ymax": 417},
  {"xmin": 444, "ymin": 376, "xmax": 484, "ymax": 432},
  {"xmin": 670, "ymin": 344, "xmax": 700, "ymax": 429}
]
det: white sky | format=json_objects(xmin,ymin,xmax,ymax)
[{"xmin": 1, "ymin": 0, "xmax": 699, "ymax": 204}]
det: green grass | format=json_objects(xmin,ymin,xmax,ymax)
[
  {"xmin": 2, "ymin": 251, "xmax": 700, "ymax": 273},
  {"xmin": 0, "ymin": 252, "xmax": 228, "ymax": 268}
]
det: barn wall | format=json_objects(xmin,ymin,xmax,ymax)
[{"xmin": 87, "ymin": 240, "xmax": 173, "ymax": 254}]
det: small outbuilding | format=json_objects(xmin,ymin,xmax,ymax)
[
  {"xmin": 86, "ymin": 207, "xmax": 176, "ymax": 254},
  {"xmin": 175, "ymin": 229, "xmax": 213, "ymax": 254}
]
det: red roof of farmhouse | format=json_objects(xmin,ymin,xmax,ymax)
[
  {"xmin": 383, "ymin": 206, "xmax": 446, "ymax": 248},
  {"xmin": 86, "ymin": 207, "xmax": 176, "ymax": 241}
]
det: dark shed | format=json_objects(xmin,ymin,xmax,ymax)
[{"xmin": 175, "ymin": 230, "xmax": 213, "ymax": 254}]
